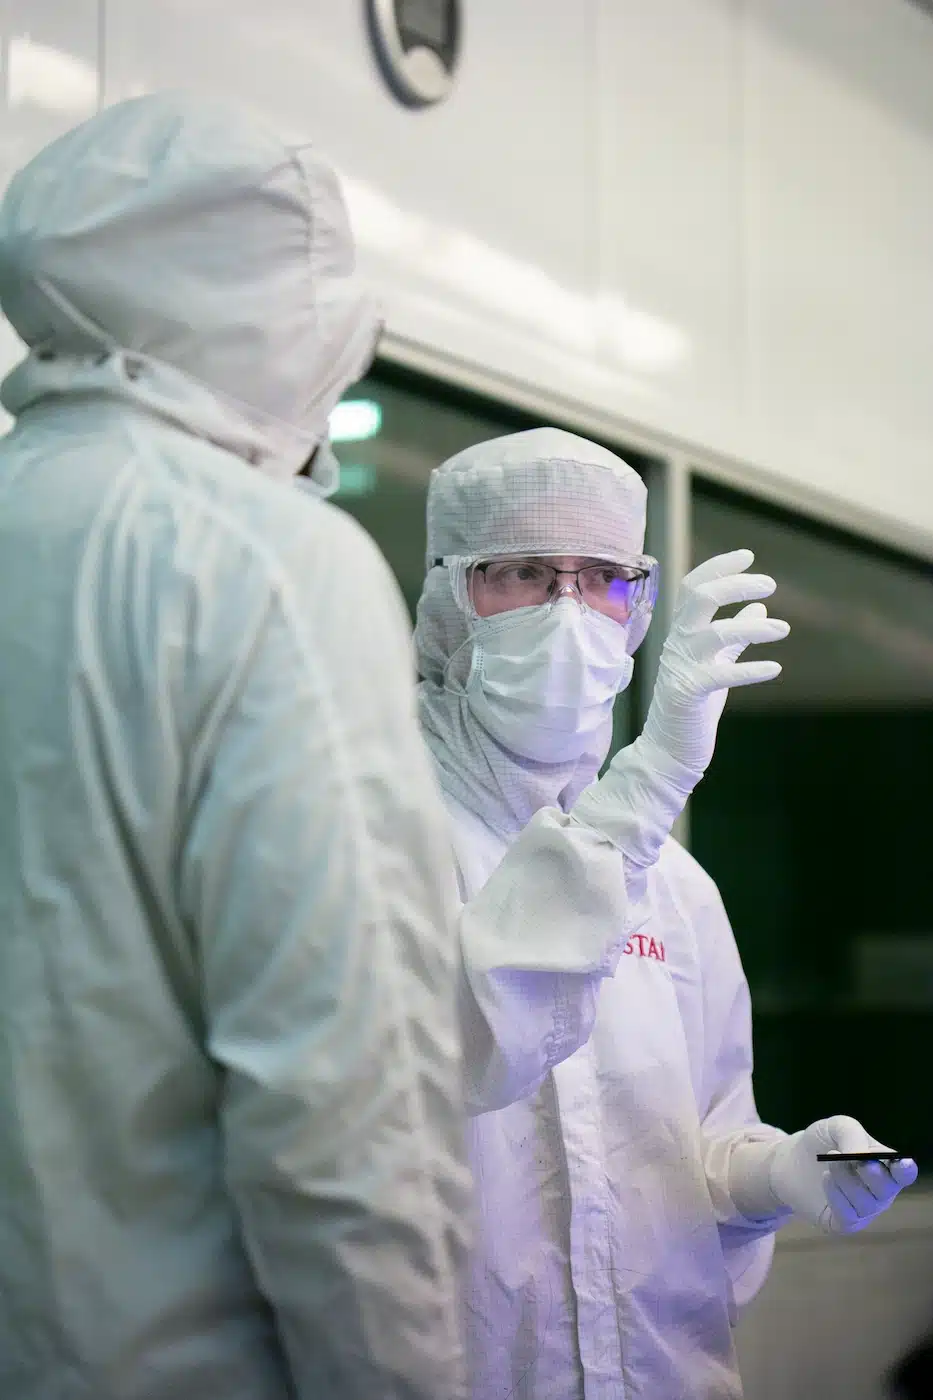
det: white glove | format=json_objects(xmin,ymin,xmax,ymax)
[
  {"xmin": 730, "ymin": 1116, "xmax": 918, "ymax": 1234},
  {"xmin": 641, "ymin": 548, "xmax": 790, "ymax": 774},
  {"xmin": 570, "ymin": 549, "xmax": 788, "ymax": 868}
]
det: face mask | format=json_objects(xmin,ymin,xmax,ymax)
[{"xmin": 463, "ymin": 598, "xmax": 634, "ymax": 763}]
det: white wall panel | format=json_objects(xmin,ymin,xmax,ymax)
[
  {"xmin": 7, "ymin": 0, "xmax": 924, "ymax": 551},
  {"xmin": 743, "ymin": 0, "xmax": 933, "ymax": 535},
  {"xmin": 594, "ymin": 0, "xmax": 745, "ymax": 460},
  {"xmin": 0, "ymin": 0, "xmax": 100, "ymax": 427},
  {"xmin": 101, "ymin": 0, "xmax": 600, "ymax": 412}
]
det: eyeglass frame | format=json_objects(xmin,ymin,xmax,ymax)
[{"xmin": 430, "ymin": 550, "xmax": 660, "ymax": 622}]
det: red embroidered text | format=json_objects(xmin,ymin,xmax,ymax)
[{"xmin": 622, "ymin": 934, "xmax": 666, "ymax": 962}]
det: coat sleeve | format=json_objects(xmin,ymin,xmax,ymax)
[
  {"xmin": 176, "ymin": 504, "xmax": 469, "ymax": 1400},
  {"xmin": 455, "ymin": 808, "xmax": 649, "ymax": 1114},
  {"xmin": 680, "ymin": 851, "xmax": 789, "ymax": 1310},
  {"xmin": 452, "ymin": 731, "xmax": 719, "ymax": 1116}
]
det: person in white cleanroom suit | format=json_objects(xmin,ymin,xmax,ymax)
[
  {"xmin": 413, "ymin": 427, "xmax": 916, "ymax": 1400},
  {"xmin": 0, "ymin": 94, "xmax": 470, "ymax": 1400}
]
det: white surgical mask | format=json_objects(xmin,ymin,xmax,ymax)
[{"xmin": 462, "ymin": 598, "xmax": 634, "ymax": 763}]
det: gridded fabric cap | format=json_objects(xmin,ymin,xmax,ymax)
[{"xmin": 426, "ymin": 427, "xmax": 647, "ymax": 564}]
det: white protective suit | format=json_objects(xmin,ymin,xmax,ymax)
[
  {"xmin": 0, "ymin": 94, "xmax": 469, "ymax": 1400},
  {"xmin": 414, "ymin": 430, "xmax": 786, "ymax": 1400}
]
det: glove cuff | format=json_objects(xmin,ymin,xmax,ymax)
[
  {"xmin": 728, "ymin": 1135, "xmax": 793, "ymax": 1222},
  {"xmin": 570, "ymin": 734, "xmax": 703, "ymax": 869}
]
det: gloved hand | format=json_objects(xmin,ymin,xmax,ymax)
[
  {"xmin": 640, "ymin": 549, "xmax": 790, "ymax": 774},
  {"xmin": 570, "ymin": 549, "xmax": 788, "ymax": 869},
  {"xmin": 730, "ymin": 1116, "xmax": 918, "ymax": 1234}
]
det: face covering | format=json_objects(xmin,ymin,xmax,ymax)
[{"xmin": 462, "ymin": 597, "xmax": 634, "ymax": 763}]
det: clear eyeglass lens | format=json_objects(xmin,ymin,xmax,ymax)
[{"xmin": 476, "ymin": 559, "xmax": 645, "ymax": 620}]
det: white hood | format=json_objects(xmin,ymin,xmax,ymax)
[
  {"xmin": 0, "ymin": 91, "xmax": 380, "ymax": 488},
  {"xmin": 414, "ymin": 427, "xmax": 652, "ymax": 837}
]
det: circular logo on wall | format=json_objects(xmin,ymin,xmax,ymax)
[{"xmin": 366, "ymin": 0, "xmax": 461, "ymax": 108}]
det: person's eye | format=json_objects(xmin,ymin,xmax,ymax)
[{"xmin": 496, "ymin": 562, "xmax": 545, "ymax": 584}]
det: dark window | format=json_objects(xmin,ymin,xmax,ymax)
[{"xmin": 690, "ymin": 478, "xmax": 933, "ymax": 1168}]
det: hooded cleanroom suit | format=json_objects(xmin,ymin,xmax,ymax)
[
  {"xmin": 0, "ymin": 93, "xmax": 469, "ymax": 1400},
  {"xmin": 414, "ymin": 430, "xmax": 785, "ymax": 1400},
  {"xmin": 414, "ymin": 429, "xmax": 914, "ymax": 1400}
]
